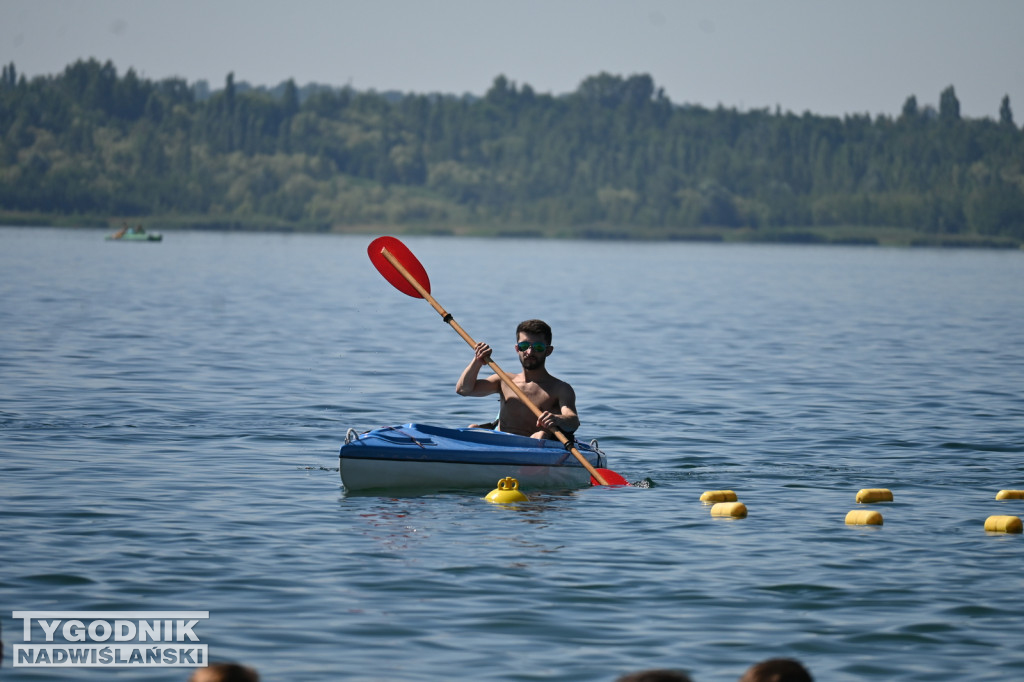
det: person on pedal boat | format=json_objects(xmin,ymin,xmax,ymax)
[{"xmin": 456, "ymin": 319, "xmax": 579, "ymax": 439}]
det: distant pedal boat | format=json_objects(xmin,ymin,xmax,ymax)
[
  {"xmin": 338, "ymin": 423, "xmax": 607, "ymax": 492},
  {"xmin": 106, "ymin": 230, "xmax": 162, "ymax": 241}
]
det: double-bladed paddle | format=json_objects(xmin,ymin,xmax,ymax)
[{"xmin": 367, "ymin": 236, "xmax": 628, "ymax": 486}]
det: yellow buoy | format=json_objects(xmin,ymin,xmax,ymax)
[
  {"xmin": 995, "ymin": 490, "xmax": 1024, "ymax": 500},
  {"xmin": 984, "ymin": 515, "xmax": 1023, "ymax": 533},
  {"xmin": 485, "ymin": 477, "xmax": 528, "ymax": 504},
  {"xmin": 710, "ymin": 502, "xmax": 747, "ymax": 518},
  {"xmin": 845, "ymin": 509, "xmax": 884, "ymax": 526},
  {"xmin": 700, "ymin": 490, "xmax": 738, "ymax": 503},
  {"xmin": 856, "ymin": 488, "xmax": 893, "ymax": 503}
]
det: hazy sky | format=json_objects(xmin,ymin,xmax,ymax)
[{"xmin": 2, "ymin": 0, "xmax": 1022, "ymax": 120}]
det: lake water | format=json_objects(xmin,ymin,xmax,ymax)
[{"xmin": 1, "ymin": 227, "xmax": 1022, "ymax": 681}]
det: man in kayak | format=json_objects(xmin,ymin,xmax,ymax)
[{"xmin": 456, "ymin": 319, "xmax": 579, "ymax": 439}]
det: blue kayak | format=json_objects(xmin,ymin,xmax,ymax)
[{"xmin": 338, "ymin": 423, "xmax": 607, "ymax": 492}]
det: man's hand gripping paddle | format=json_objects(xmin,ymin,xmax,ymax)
[{"xmin": 367, "ymin": 236, "xmax": 629, "ymax": 487}]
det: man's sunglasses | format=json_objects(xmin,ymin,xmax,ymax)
[{"xmin": 516, "ymin": 341, "xmax": 548, "ymax": 353}]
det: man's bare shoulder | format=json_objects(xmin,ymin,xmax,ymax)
[
  {"xmin": 544, "ymin": 370, "xmax": 569, "ymax": 386},
  {"xmin": 557, "ymin": 376, "xmax": 576, "ymax": 398},
  {"xmin": 541, "ymin": 373, "xmax": 575, "ymax": 397}
]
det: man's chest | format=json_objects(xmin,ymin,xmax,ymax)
[{"xmin": 501, "ymin": 381, "xmax": 557, "ymax": 407}]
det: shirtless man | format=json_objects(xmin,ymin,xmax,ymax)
[{"xmin": 455, "ymin": 319, "xmax": 579, "ymax": 439}]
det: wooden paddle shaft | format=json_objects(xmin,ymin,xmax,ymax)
[{"xmin": 379, "ymin": 247, "xmax": 609, "ymax": 485}]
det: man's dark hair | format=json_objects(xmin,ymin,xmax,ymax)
[
  {"xmin": 188, "ymin": 662, "xmax": 260, "ymax": 682},
  {"xmin": 616, "ymin": 670, "xmax": 693, "ymax": 682},
  {"xmin": 739, "ymin": 658, "xmax": 813, "ymax": 682},
  {"xmin": 516, "ymin": 319, "xmax": 552, "ymax": 344}
]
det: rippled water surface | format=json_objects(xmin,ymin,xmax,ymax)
[{"xmin": 2, "ymin": 227, "xmax": 1023, "ymax": 681}]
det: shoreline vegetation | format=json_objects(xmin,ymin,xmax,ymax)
[
  {"xmin": 2, "ymin": 59, "xmax": 1023, "ymax": 249},
  {"xmin": 5, "ymin": 215, "xmax": 1021, "ymax": 248}
]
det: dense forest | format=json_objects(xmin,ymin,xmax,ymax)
[{"xmin": 2, "ymin": 59, "xmax": 1023, "ymax": 245}]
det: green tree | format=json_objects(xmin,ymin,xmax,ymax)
[
  {"xmin": 939, "ymin": 86, "xmax": 960, "ymax": 124},
  {"xmin": 900, "ymin": 95, "xmax": 919, "ymax": 122},
  {"xmin": 999, "ymin": 95, "xmax": 1014, "ymax": 127},
  {"xmin": 1, "ymin": 62, "xmax": 15, "ymax": 87},
  {"xmin": 282, "ymin": 79, "xmax": 299, "ymax": 118}
]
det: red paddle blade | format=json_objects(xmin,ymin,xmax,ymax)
[
  {"xmin": 591, "ymin": 468, "xmax": 631, "ymax": 486},
  {"xmin": 368, "ymin": 236, "xmax": 431, "ymax": 298}
]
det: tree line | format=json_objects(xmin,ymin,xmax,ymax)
[{"xmin": 2, "ymin": 59, "xmax": 1023, "ymax": 242}]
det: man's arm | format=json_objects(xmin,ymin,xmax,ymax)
[
  {"xmin": 456, "ymin": 342, "xmax": 501, "ymax": 397},
  {"xmin": 537, "ymin": 382, "xmax": 579, "ymax": 435}
]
